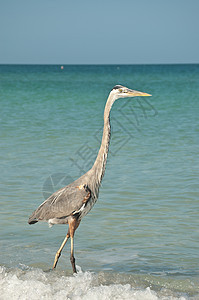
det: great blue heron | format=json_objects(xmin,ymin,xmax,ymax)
[{"xmin": 28, "ymin": 85, "xmax": 151, "ymax": 273}]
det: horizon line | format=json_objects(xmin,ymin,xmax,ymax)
[{"xmin": 0, "ymin": 62, "xmax": 199, "ymax": 66}]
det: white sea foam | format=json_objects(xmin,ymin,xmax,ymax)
[{"xmin": 0, "ymin": 266, "xmax": 195, "ymax": 300}]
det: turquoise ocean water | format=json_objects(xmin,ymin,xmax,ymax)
[{"xmin": 0, "ymin": 64, "xmax": 199, "ymax": 299}]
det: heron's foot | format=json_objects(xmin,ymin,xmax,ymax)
[
  {"xmin": 70, "ymin": 255, "xmax": 77, "ymax": 273},
  {"xmin": 52, "ymin": 251, "xmax": 61, "ymax": 269}
]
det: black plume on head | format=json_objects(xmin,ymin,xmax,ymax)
[{"xmin": 112, "ymin": 85, "xmax": 123, "ymax": 90}]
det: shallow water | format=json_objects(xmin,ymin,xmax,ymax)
[
  {"xmin": 0, "ymin": 64, "xmax": 199, "ymax": 299},
  {"xmin": 1, "ymin": 265, "xmax": 199, "ymax": 300}
]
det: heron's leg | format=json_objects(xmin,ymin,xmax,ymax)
[
  {"xmin": 52, "ymin": 229, "xmax": 70, "ymax": 269},
  {"xmin": 68, "ymin": 218, "xmax": 80, "ymax": 273}
]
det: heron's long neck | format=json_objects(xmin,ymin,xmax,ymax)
[{"xmin": 91, "ymin": 94, "xmax": 115, "ymax": 188}]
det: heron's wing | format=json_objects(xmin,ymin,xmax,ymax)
[{"xmin": 28, "ymin": 184, "xmax": 91, "ymax": 223}]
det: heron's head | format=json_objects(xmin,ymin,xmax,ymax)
[{"xmin": 111, "ymin": 85, "xmax": 151, "ymax": 100}]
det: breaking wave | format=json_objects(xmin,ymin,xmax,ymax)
[{"xmin": 0, "ymin": 265, "xmax": 198, "ymax": 300}]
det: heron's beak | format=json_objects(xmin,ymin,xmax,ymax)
[{"xmin": 127, "ymin": 89, "xmax": 152, "ymax": 97}]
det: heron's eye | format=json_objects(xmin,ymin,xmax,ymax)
[{"xmin": 119, "ymin": 89, "xmax": 123, "ymax": 93}]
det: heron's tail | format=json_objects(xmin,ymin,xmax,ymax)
[
  {"xmin": 28, "ymin": 201, "xmax": 46, "ymax": 224},
  {"xmin": 28, "ymin": 211, "xmax": 39, "ymax": 224},
  {"xmin": 28, "ymin": 218, "xmax": 38, "ymax": 225}
]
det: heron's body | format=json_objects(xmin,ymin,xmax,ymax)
[
  {"xmin": 28, "ymin": 85, "xmax": 151, "ymax": 273},
  {"xmin": 29, "ymin": 174, "xmax": 97, "ymax": 226}
]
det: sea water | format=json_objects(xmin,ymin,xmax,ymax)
[{"xmin": 0, "ymin": 64, "xmax": 199, "ymax": 299}]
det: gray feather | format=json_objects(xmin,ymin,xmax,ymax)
[{"xmin": 28, "ymin": 181, "xmax": 91, "ymax": 224}]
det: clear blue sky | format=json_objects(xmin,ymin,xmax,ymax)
[{"xmin": 1, "ymin": 0, "xmax": 199, "ymax": 64}]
